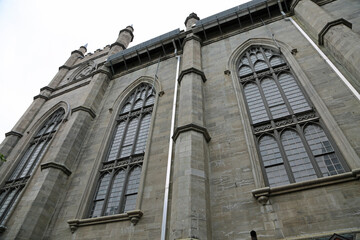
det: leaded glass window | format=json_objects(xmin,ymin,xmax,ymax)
[
  {"xmin": 0, "ymin": 108, "xmax": 65, "ymax": 225},
  {"xmin": 237, "ymin": 46, "xmax": 349, "ymax": 187},
  {"xmin": 89, "ymin": 83, "xmax": 155, "ymax": 218}
]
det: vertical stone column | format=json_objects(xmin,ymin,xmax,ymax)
[
  {"xmin": 294, "ymin": 0, "xmax": 360, "ymax": 84},
  {"xmin": 108, "ymin": 25, "xmax": 134, "ymax": 56},
  {"xmin": 169, "ymin": 13, "xmax": 212, "ymax": 240},
  {"xmin": 0, "ymin": 45, "xmax": 87, "ymax": 163},
  {"xmin": 2, "ymin": 27, "xmax": 133, "ymax": 239}
]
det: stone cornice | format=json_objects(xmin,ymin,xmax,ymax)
[
  {"xmin": 67, "ymin": 210, "xmax": 143, "ymax": 233},
  {"xmin": 49, "ymin": 80, "xmax": 91, "ymax": 100},
  {"xmin": 5, "ymin": 131, "xmax": 23, "ymax": 138},
  {"xmin": 290, "ymin": 0, "xmax": 301, "ymax": 14},
  {"xmin": 59, "ymin": 65, "xmax": 71, "ymax": 71},
  {"xmin": 41, "ymin": 162, "xmax": 72, "ymax": 176},
  {"xmin": 318, "ymin": 18, "xmax": 352, "ymax": 45},
  {"xmin": 173, "ymin": 123, "xmax": 211, "ymax": 142},
  {"xmin": 72, "ymin": 106, "xmax": 96, "ymax": 119},
  {"xmin": 33, "ymin": 94, "xmax": 49, "ymax": 101},
  {"xmin": 178, "ymin": 67, "xmax": 207, "ymax": 84},
  {"xmin": 182, "ymin": 35, "xmax": 203, "ymax": 48},
  {"xmin": 119, "ymin": 28, "xmax": 134, "ymax": 42}
]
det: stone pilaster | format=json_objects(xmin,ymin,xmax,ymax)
[
  {"xmin": 295, "ymin": 0, "xmax": 360, "ymax": 84},
  {"xmin": 169, "ymin": 13, "xmax": 212, "ymax": 240}
]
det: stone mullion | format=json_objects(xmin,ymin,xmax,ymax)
[
  {"xmin": 100, "ymin": 169, "xmax": 116, "ymax": 216},
  {"xmin": 116, "ymin": 118, "xmax": 131, "ymax": 160},
  {"xmin": 118, "ymin": 165, "xmax": 131, "ymax": 213},
  {"xmin": 273, "ymin": 129, "xmax": 296, "ymax": 183},
  {"xmin": 295, "ymin": 123, "xmax": 323, "ymax": 178}
]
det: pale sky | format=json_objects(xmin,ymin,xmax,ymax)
[{"xmin": 0, "ymin": 0, "xmax": 250, "ymax": 143}]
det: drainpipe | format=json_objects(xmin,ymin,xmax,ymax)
[{"xmin": 160, "ymin": 40, "xmax": 181, "ymax": 240}]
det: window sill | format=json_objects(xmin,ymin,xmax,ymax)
[
  {"xmin": 252, "ymin": 169, "xmax": 360, "ymax": 205},
  {"xmin": 67, "ymin": 210, "xmax": 143, "ymax": 233}
]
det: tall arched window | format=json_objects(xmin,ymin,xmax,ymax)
[
  {"xmin": 0, "ymin": 108, "xmax": 65, "ymax": 225},
  {"xmin": 238, "ymin": 46, "xmax": 349, "ymax": 187},
  {"xmin": 89, "ymin": 83, "xmax": 155, "ymax": 218}
]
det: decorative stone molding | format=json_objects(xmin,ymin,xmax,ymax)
[
  {"xmin": 182, "ymin": 35, "xmax": 203, "ymax": 48},
  {"xmin": 58, "ymin": 65, "xmax": 71, "ymax": 71},
  {"xmin": 67, "ymin": 210, "xmax": 143, "ymax": 233},
  {"xmin": 72, "ymin": 106, "xmax": 96, "ymax": 119},
  {"xmin": 252, "ymin": 169, "xmax": 360, "ymax": 204},
  {"xmin": 48, "ymin": 80, "xmax": 91, "ymax": 100},
  {"xmin": 33, "ymin": 94, "xmax": 49, "ymax": 101},
  {"xmin": 110, "ymin": 42, "xmax": 126, "ymax": 51},
  {"xmin": 5, "ymin": 131, "xmax": 23, "ymax": 138},
  {"xmin": 173, "ymin": 123, "xmax": 211, "ymax": 142},
  {"xmin": 91, "ymin": 67, "xmax": 112, "ymax": 79},
  {"xmin": 40, "ymin": 86, "xmax": 55, "ymax": 92},
  {"xmin": 41, "ymin": 162, "xmax": 72, "ymax": 176},
  {"xmin": 68, "ymin": 60, "xmax": 97, "ymax": 83},
  {"xmin": 178, "ymin": 68, "xmax": 207, "ymax": 84},
  {"xmin": 318, "ymin": 18, "xmax": 352, "ymax": 45},
  {"xmin": 185, "ymin": 12, "xmax": 200, "ymax": 27},
  {"xmin": 71, "ymin": 49, "xmax": 85, "ymax": 57}
]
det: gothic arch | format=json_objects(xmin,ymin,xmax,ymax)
[{"xmin": 227, "ymin": 38, "xmax": 359, "ymax": 189}]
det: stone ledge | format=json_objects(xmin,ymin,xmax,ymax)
[
  {"xmin": 67, "ymin": 210, "xmax": 143, "ymax": 233},
  {"xmin": 59, "ymin": 65, "xmax": 71, "ymax": 71},
  {"xmin": 173, "ymin": 123, "xmax": 211, "ymax": 142},
  {"xmin": 182, "ymin": 34, "xmax": 203, "ymax": 48},
  {"xmin": 110, "ymin": 42, "xmax": 126, "ymax": 51},
  {"xmin": 5, "ymin": 131, "xmax": 23, "ymax": 138},
  {"xmin": 178, "ymin": 68, "xmax": 207, "ymax": 84},
  {"xmin": 41, "ymin": 162, "xmax": 72, "ymax": 176},
  {"xmin": 252, "ymin": 169, "xmax": 360, "ymax": 205},
  {"xmin": 33, "ymin": 94, "xmax": 49, "ymax": 101},
  {"xmin": 72, "ymin": 106, "xmax": 96, "ymax": 119},
  {"xmin": 40, "ymin": 86, "xmax": 55, "ymax": 92},
  {"xmin": 318, "ymin": 18, "xmax": 352, "ymax": 45},
  {"xmin": 71, "ymin": 49, "xmax": 84, "ymax": 57}
]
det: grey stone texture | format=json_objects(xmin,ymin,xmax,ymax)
[{"xmin": 0, "ymin": 0, "xmax": 360, "ymax": 239}]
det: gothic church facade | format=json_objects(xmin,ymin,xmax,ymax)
[{"xmin": 0, "ymin": 0, "xmax": 360, "ymax": 239}]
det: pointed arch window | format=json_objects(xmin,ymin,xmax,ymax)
[
  {"xmin": 89, "ymin": 83, "xmax": 155, "ymax": 218},
  {"xmin": 238, "ymin": 46, "xmax": 349, "ymax": 187},
  {"xmin": 0, "ymin": 108, "xmax": 65, "ymax": 225}
]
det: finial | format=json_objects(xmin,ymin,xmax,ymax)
[{"xmin": 83, "ymin": 43, "xmax": 88, "ymax": 49}]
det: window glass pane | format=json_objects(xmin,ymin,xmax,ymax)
[
  {"xmin": 261, "ymin": 78, "xmax": 289, "ymax": 119},
  {"xmin": 244, "ymin": 83, "xmax": 269, "ymax": 124},
  {"xmin": 281, "ymin": 130, "xmax": 317, "ymax": 182},
  {"xmin": 0, "ymin": 189, "xmax": 17, "ymax": 224},
  {"xmin": 250, "ymin": 54, "xmax": 256, "ymax": 64},
  {"xmin": 239, "ymin": 65, "xmax": 252, "ymax": 77},
  {"xmin": 90, "ymin": 174, "xmax": 110, "ymax": 218},
  {"xmin": 123, "ymin": 166, "xmax": 142, "ymax": 212},
  {"xmin": 254, "ymin": 60, "xmax": 268, "ymax": 72},
  {"xmin": 0, "ymin": 188, "xmax": 22, "ymax": 224},
  {"xmin": 105, "ymin": 170, "xmax": 125, "ymax": 216},
  {"xmin": 121, "ymin": 103, "xmax": 131, "ymax": 114},
  {"xmin": 278, "ymin": 73, "xmax": 310, "ymax": 113},
  {"xmin": 133, "ymin": 100, "xmax": 143, "ymax": 110},
  {"xmin": 135, "ymin": 114, "xmax": 152, "ymax": 154},
  {"xmin": 20, "ymin": 140, "xmax": 47, "ymax": 178},
  {"xmin": 259, "ymin": 135, "xmax": 290, "ymax": 187},
  {"xmin": 107, "ymin": 122, "xmax": 126, "ymax": 162},
  {"xmin": 270, "ymin": 56, "xmax": 284, "ymax": 67},
  {"xmin": 9, "ymin": 144, "xmax": 35, "ymax": 181},
  {"xmin": 27, "ymin": 140, "xmax": 50, "ymax": 176},
  {"xmin": 120, "ymin": 118, "xmax": 139, "ymax": 158},
  {"xmin": 304, "ymin": 124, "xmax": 345, "ymax": 176},
  {"xmin": 145, "ymin": 96, "xmax": 155, "ymax": 106},
  {"xmin": 256, "ymin": 52, "xmax": 264, "ymax": 60}
]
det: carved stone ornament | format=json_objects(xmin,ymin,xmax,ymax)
[{"xmin": 68, "ymin": 60, "xmax": 97, "ymax": 82}]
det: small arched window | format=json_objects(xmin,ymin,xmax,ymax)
[
  {"xmin": 89, "ymin": 83, "xmax": 155, "ymax": 218},
  {"xmin": 238, "ymin": 46, "xmax": 349, "ymax": 187},
  {"xmin": 0, "ymin": 108, "xmax": 65, "ymax": 225}
]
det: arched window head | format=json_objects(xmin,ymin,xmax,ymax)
[
  {"xmin": 0, "ymin": 108, "xmax": 65, "ymax": 225},
  {"xmin": 89, "ymin": 83, "xmax": 155, "ymax": 218},
  {"xmin": 238, "ymin": 46, "xmax": 348, "ymax": 187}
]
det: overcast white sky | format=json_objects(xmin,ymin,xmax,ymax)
[{"xmin": 0, "ymin": 0, "xmax": 250, "ymax": 143}]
